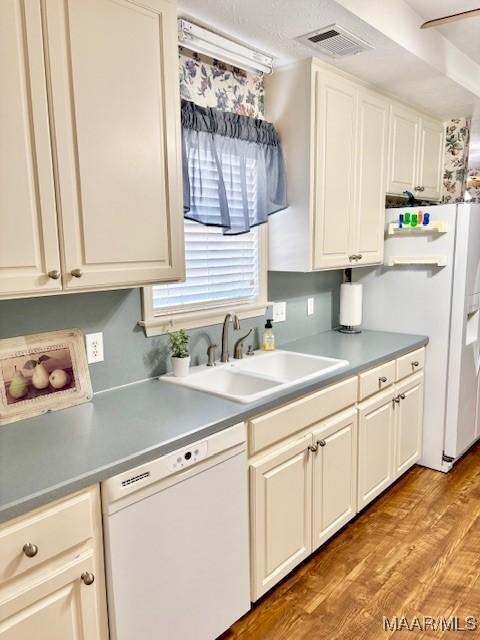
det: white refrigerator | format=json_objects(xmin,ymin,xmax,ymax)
[{"xmin": 354, "ymin": 203, "xmax": 480, "ymax": 472}]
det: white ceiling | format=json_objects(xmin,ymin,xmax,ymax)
[
  {"xmin": 178, "ymin": 0, "xmax": 480, "ymax": 118},
  {"xmin": 404, "ymin": 0, "xmax": 480, "ymax": 64}
]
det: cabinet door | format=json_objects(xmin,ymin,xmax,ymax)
[
  {"xmin": 395, "ymin": 372, "xmax": 424, "ymax": 478},
  {"xmin": 312, "ymin": 409, "xmax": 357, "ymax": 551},
  {"xmin": 0, "ymin": 0, "xmax": 62, "ymax": 298},
  {"xmin": 357, "ymin": 388, "xmax": 395, "ymax": 510},
  {"xmin": 387, "ymin": 104, "xmax": 419, "ymax": 195},
  {"xmin": 313, "ymin": 71, "xmax": 357, "ymax": 270},
  {"xmin": 44, "ymin": 0, "xmax": 184, "ymax": 290},
  {"xmin": 250, "ymin": 437, "xmax": 312, "ymax": 600},
  {"xmin": 417, "ymin": 117, "xmax": 444, "ymax": 201},
  {"xmin": 352, "ymin": 91, "xmax": 388, "ymax": 266},
  {"xmin": 0, "ymin": 553, "xmax": 106, "ymax": 639}
]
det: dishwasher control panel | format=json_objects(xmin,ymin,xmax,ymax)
[{"xmin": 166, "ymin": 440, "xmax": 208, "ymax": 472}]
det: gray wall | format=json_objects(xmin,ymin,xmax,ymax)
[{"xmin": 0, "ymin": 271, "xmax": 342, "ymax": 392}]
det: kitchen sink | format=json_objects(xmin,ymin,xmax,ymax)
[{"xmin": 160, "ymin": 350, "xmax": 349, "ymax": 404}]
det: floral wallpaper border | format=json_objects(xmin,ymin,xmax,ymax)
[{"xmin": 442, "ymin": 118, "xmax": 470, "ymax": 204}]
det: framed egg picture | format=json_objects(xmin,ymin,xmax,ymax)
[{"xmin": 0, "ymin": 329, "xmax": 92, "ymax": 426}]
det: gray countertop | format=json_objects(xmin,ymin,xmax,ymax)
[{"xmin": 0, "ymin": 330, "xmax": 427, "ymax": 523}]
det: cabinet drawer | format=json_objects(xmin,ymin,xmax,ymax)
[
  {"xmin": 248, "ymin": 377, "xmax": 357, "ymax": 455},
  {"xmin": 358, "ymin": 360, "xmax": 395, "ymax": 401},
  {"xmin": 0, "ymin": 488, "xmax": 96, "ymax": 586},
  {"xmin": 396, "ymin": 348, "xmax": 425, "ymax": 381}
]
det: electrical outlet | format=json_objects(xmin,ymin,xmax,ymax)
[
  {"xmin": 307, "ymin": 297, "xmax": 315, "ymax": 316},
  {"xmin": 272, "ymin": 301, "xmax": 286, "ymax": 322},
  {"xmin": 85, "ymin": 332, "xmax": 104, "ymax": 364}
]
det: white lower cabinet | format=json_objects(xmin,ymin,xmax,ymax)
[
  {"xmin": 0, "ymin": 554, "xmax": 102, "ymax": 640},
  {"xmin": 250, "ymin": 408, "xmax": 358, "ymax": 600},
  {"xmin": 250, "ymin": 436, "xmax": 313, "ymax": 600},
  {"xmin": 358, "ymin": 370, "xmax": 425, "ymax": 510},
  {"xmin": 249, "ymin": 348, "xmax": 425, "ymax": 601},
  {"xmin": 312, "ymin": 409, "xmax": 357, "ymax": 551},
  {"xmin": 0, "ymin": 487, "xmax": 108, "ymax": 640},
  {"xmin": 395, "ymin": 372, "xmax": 424, "ymax": 477},
  {"xmin": 357, "ymin": 388, "xmax": 395, "ymax": 510}
]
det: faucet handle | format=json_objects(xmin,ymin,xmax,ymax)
[
  {"xmin": 246, "ymin": 345, "xmax": 254, "ymax": 356},
  {"xmin": 233, "ymin": 329, "xmax": 253, "ymax": 360},
  {"xmin": 206, "ymin": 344, "xmax": 217, "ymax": 367}
]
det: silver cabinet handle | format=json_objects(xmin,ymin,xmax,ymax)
[
  {"xmin": 22, "ymin": 543, "xmax": 38, "ymax": 558},
  {"xmin": 317, "ymin": 439, "xmax": 326, "ymax": 447},
  {"xmin": 379, "ymin": 376, "xmax": 388, "ymax": 383},
  {"xmin": 399, "ymin": 393, "xmax": 406, "ymax": 400},
  {"xmin": 412, "ymin": 361, "xmax": 419, "ymax": 367},
  {"xmin": 356, "ymin": 254, "xmax": 363, "ymax": 260},
  {"xmin": 81, "ymin": 571, "xmax": 95, "ymax": 586},
  {"xmin": 308, "ymin": 444, "xmax": 318, "ymax": 453},
  {"xmin": 348, "ymin": 255, "xmax": 357, "ymax": 262},
  {"xmin": 414, "ymin": 186, "xmax": 425, "ymax": 192},
  {"xmin": 71, "ymin": 268, "xmax": 83, "ymax": 278},
  {"xmin": 392, "ymin": 395, "xmax": 400, "ymax": 406},
  {"xmin": 47, "ymin": 270, "xmax": 61, "ymax": 280}
]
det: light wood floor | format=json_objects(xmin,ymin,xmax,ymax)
[{"xmin": 223, "ymin": 444, "xmax": 480, "ymax": 639}]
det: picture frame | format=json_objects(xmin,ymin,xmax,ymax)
[{"xmin": 0, "ymin": 329, "xmax": 92, "ymax": 426}]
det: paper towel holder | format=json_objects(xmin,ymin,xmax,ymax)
[
  {"xmin": 337, "ymin": 324, "xmax": 362, "ymax": 334},
  {"xmin": 336, "ymin": 269, "xmax": 362, "ymax": 334}
]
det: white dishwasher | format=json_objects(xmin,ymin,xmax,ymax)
[{"xmin": 102, "ymin": 423, "xmax": 250, "ymax": 640}]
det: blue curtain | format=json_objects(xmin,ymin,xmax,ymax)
[{"xmin": 181, "ymin": 100, "xmax": 288, "ymax": 235}]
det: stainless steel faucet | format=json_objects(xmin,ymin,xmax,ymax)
[{"xmin": 221, "ymin": 312, "xmax": 240, "ymax": 362}]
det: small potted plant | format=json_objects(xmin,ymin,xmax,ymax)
[{"xmin": 168, "ymin": 329, "xmax": 191, "ymax": 377}]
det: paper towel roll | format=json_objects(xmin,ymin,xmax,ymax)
[{"xmin": 340, "ymin": 283, "xmax": 363, "ymax": 328}]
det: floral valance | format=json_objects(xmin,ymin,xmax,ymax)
[{"xmin": 181, "ymin": 100, "xmax": 288, "ymax": 235}]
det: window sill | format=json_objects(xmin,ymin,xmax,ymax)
[{"xmin": 139, "ymin": 302, "xmax": 269, "ymax": 336}]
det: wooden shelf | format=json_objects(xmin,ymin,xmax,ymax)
[
  {"xmin": 386, "ymin": 255, "xmax": 448, "ymax": 267},
  {"xmin": 387, "ymin": 221, "xmax": 448, "ymax": 235}
]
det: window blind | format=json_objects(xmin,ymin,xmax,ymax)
[
  {"xmin": 153, "ymin": 148, "xmax": 261, "ymax": 312},
  {"xmin": 152, "ymin": 221, "xmax": 259, "ymax": 311}
]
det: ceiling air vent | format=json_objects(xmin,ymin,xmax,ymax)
[{"xmin": 298, "ymin": 24, "xmax": 373, "ymax": 58}]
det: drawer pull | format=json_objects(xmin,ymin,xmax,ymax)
[
  {"xmin": 71, "ymin": 268, "xmax": 83, "ymax": 278},
  {"xmin": 412, "ymin": 361, "xmax": 419, "ymax": 367},
  {"xmin": 22, "ymin": 543, "xmax": 38, "ymax": 558},
  {"xmin": 393, "ymin": 395, "xmax": 400, "ymax": 406},
  {"xmin": 317, "ymin": 439, "xmax": 326, "ymax": 447},
  {"xmin": 308, "ymin": 444, "xmax": 318, "ymax": 453},
  {"xmin": 399, "ymin": 393, "xmax": 406, "ymax": 400},
  {"xmin": 379, "ymin": 376, "xmax": 388, "ymax": 383},
  {"xmin": 81, "ymin": 571, "xmax": 95, "ymax": 586},
  {"xmin": 47, "ymin": 270, "xmax": 61, "ymax": 280}
]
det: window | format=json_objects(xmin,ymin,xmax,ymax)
[
  {"xmin": 142, "ymin": 222, "xmax": 267, "ymax": 335},
  {"xmin": 142, "ymin": 224, "xmax": 267, "ymax": 336},
  {"xmin": 153, "ymin": 220, "xmax": 260, "ymax": 308}
]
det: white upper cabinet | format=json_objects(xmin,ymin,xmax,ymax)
[
  {"xmin": 353, "ymin": 90, "xmax": 389, "ymax": 266},
  {"xmin": 266, "ymin": 58, "xmax": 444, "ymax": 272},
  {"xmin": 0, "ymin": 0, "xmax": 61, "ymax": 298},
  {"xmin": 266, "ymin": 59, "xmax": 387, "ymax": 272},
  {"xmin": 0, "ymin": 0, "xmax": 184, "ymax": 299},
  {"xmin": 387, "ymin": 104, "xmax": 419, "ymax": 196},
  {"xmin": 417, "ymin": 117, "xmax": 444, "ymax": 201},
  {"xmin": 313, "ymin": 71, "xmax": 357, "ymax": 270},
  {"xmin": 387, "ymin": 105, "xmax": 444, "ymax": 201}
]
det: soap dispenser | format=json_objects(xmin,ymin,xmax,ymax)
[{"xmin": 262, "ymin": 319, "xmax": 275, "ymax": 351}]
